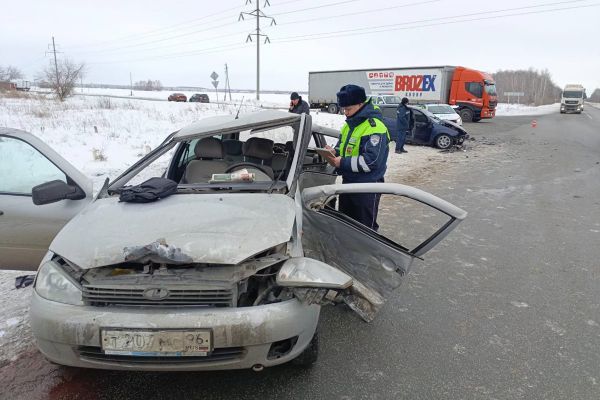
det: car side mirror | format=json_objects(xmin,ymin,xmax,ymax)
[{"xmin": 32, "ymin": 180, "xmax": 86, "ymax": 205}]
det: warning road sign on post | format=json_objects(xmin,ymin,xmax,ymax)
[{"xmin": 210, "ymin": 72, "xmax": 220, "ymax": 103}]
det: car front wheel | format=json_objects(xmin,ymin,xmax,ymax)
[
  {"xmin": 291, "ymin": 331, "xmax": 319, "ymax": 367},
  {"xmin": 435, "ymin": 134, "xmax": 453, "ymax": 149}
]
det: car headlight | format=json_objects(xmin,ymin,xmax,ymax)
[{"xmin": 35, "ymin": 259, "xmax": 83, "ymax": 305}]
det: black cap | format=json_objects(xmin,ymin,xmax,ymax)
[
  {"xmin": 401, "ymin": 97, "xmax": 409, "ymax": 105},
  {"xmin": 290, "ymin": 92, "xmax": 300, "ymax": 100},
  {"xmin": 336, "ymin": 84, "xmax": 367, "ymax": 107}
]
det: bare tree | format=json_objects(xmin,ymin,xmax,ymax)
[
  {"xmin": 0, "ymin": 65, "xmax": 24, "ymax": 81},
  {"xmin": 134, "ymin": 79, "xmax": 163, "ymax": 91},
  {"xmin": 589, "ymin": 89, "xmax": 600, "ymax": 103},
  {"xmin": 40, "ymin": 59, "xmax": 85, "ymax": 101},
  {"xmin": 493, "ymin": 68, "xmax": 561, "ymax": 105}
]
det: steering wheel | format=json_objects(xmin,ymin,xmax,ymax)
[{"xmin": 224, "ymin": 162, "xmax": 274, "ymax": 180}]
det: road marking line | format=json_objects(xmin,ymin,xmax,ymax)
[{"xmin": 583, "ymin": 112, "xmax": 593, "ymax": 120}]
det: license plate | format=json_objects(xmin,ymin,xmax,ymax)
[{"xmin": 101, "ymin": 329, "xmax": 212, "ymax": 356}]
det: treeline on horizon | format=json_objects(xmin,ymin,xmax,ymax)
[{"xmin": 492, "ymin": 68, "xmax": 563, "ymax": 106}]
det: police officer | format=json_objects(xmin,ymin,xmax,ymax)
[
  {"xmin": 324, "ymin": 84, "xmax": 389, "ymax": 230},
  {"xmin": 289, "ymin": 92, "xmax": 310, "ymax": 114},
  {"xmin": 395, "ymin": 97, "xmax": 414, "ymax": 154}
]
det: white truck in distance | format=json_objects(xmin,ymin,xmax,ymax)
[{"xmin": 560, "ymin": 84, "xmax": 585, "ymax": 114}]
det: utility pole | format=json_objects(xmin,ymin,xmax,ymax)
[
  {"xmin": 224, "ymin": 63, "xmax": 232, "ymax": 101},
  {"xmin": 46, "ymin": 37, "xmax": 62, "ymax": 96},
  {"xmin": 130, "ymin": 72, "xmax": 133, "ymax": 96},
  {"xmin": 239, "ymin": 1, "xmax": 275, "ymax": 100}
]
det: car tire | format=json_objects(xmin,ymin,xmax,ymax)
[
  {"xmin": 327, "ymin": 103, "xmax": 339, "ymax": 114},
  {"xmin": 459, "ymin": 108, "xmax": 473, "ymax": 123},
  {"xmin": 291, "ymin": 331, "xmax": 319, "ymax": 367},
  {"xmin": 435, "ymin": 134, "xmax": 453, "ymax": 149}
]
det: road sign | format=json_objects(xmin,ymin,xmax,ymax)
[
  {"xmin": 210, "ymin": 71, "xmax": 219, "ymax": 81},
  {"xmin": 503, "ymin": 92, "xmax": 524, "ymax": 96},
  {"xmin": 212, "ymin": 80, "xmax": 219, "ymax": 88}
]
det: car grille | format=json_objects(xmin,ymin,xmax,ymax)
[
  {"xmin": 77, "ymin": 346, "xmax": 245, "ymax": 364},
  {"xmin": 82, "ymin": 285, "xmax": 235, "ymax": 307},
  {"xmin": 565, "ymin": 101, "xmax": 578, "ymax": 105}
]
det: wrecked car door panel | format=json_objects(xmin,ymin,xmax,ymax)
[
  {"xmin": 0, "ymin": 130, "xmax": 92, "ymax": 270},
  {"xmin": 301, "ymin": 183, "xmax": 467, "ymax": 322}
]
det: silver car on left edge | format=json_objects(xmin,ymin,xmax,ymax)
[{"xmin": 0, "ymin": 111, "xmax": 466, "ymax": 371}]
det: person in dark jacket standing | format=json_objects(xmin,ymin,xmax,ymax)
[
  {"xmin": 289, "ymin": 92, "xmax": 310, "ymax": 115},
  {"xmin": 395, "ymin": 97, "xmax": 414, "ymax": 153},
  {"xmin": 323, "ymin": 84, "xmax": 390, "ymax": 230}
]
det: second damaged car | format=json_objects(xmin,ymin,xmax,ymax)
[{"xmin": 0, "ymin": 111, "xmax": 466, "ymax": 371}]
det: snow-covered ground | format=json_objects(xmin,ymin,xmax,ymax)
[
  {"xmin": 494, "ymin": 102, "xmax": 560, "ymax": 116},
  {"xmin": 40, "ymin": 87, "xmax": 562, "ymax": 117},
  {"xmin": 0, "ymin": 93, "xmax": 346, "ymax": 190}
]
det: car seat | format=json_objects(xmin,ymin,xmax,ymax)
[{"xmin": 181, "ymin": 137, "xmax": 228, "ymax": 183}]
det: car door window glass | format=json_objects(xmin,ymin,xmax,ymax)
[
  {"xmin": 465, "ymin": 82, "xmax": 483, "ymax": 98},
  {"xmin": 0, "ymin": 136, "xmax": 66, "ymax": 194},
  {"xmin": 414, "ymin": 111, "xmax": 428, "ymax": 124},
  {"xmin": 322, "ymin": 193, "xmax": 452, "ymax": 252}
]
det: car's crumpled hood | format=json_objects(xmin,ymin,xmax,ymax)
[
  {"xmin": 439, "ymin": 119, "xmax": 467, "ymax": 134},
  {"xmin": 50, "ymin": 193, "xmax": 296, "ymax": 269}
]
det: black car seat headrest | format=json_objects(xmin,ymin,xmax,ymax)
[
  {"xmin": 243, "ymin": 137, "xmax": 274, "ymax": 161},
  {"xmin": 194, "ymin": 137, "xmax": 224, "ymax": 159},
  {"xmin": 222, "ymin": 139, "xmax": 243, "ymax": 156}
]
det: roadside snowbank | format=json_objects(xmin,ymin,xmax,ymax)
[{"xmin": 495, "ymin": 103, "xmax": 559, "ymax": 116}]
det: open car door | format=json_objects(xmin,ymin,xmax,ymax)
[
  {"xmin": 300, "ymin": 183, "xmax": 467, "ymax": 322},
  {"xmin": 0, "ymin": 128, "xmax": 93, "ymax": 270}
]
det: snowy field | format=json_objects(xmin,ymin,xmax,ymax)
[
  {"xmin": 1, "ymin": 90, "xmax": 557, "ymax": 192},
  {"xmin": 37, "ymin": 86, "xmax": 562, "ymax": 116}
]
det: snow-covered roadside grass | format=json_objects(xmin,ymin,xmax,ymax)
[{"xmin": 495, "ymin": 103, "xmax": 559, "ymax": 116}]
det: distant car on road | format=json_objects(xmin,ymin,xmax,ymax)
[
  {"xmin": 189, "ymin": 93, "xmax": 210, "ymax": 103},
  {"xmin": 168, "ymin": 93, "xmax": 187, "ymax": 102},
  {"xmin": 369, "ymin": 95, "xmax": 402, "ymax": 105},
  {"xmin": 417, "ymin": 104, "xmax": 463, "ymax": 126},
  {"xmin": 380, "ymin": 105, "xmax": 468, "ymax": 150}
]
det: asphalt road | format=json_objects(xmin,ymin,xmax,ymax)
[{"xmin": 2, "ymin": 107, "xmax": 599, "ymax": 400}]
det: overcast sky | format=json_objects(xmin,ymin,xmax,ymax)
[{"xmin": 2, "ymin": 0, "xmax": 599, "ymax": 93}]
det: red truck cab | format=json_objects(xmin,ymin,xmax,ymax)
[{"xmin": 449, "ymin": 67, "xmax": 497, "ymax": 122}]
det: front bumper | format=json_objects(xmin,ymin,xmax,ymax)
[{"xmin": 30, "ymin": 292, "xmax": 320, "ymax": 371}]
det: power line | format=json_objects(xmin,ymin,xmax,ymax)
[
  {"xmin": 270, "ymin": 0, "xmax": 362, "ymax": 16},
  {"xmin": 271, "ymin": 0, "xmax": 597, "ymax": 43},
  {"xmin": 272, "ymin": 0, "xmax": 441, "ymax": 26},
  {"xmin": 64, "ymin": 0, "xmax": 302, "ymax": 51},
  {"xmin": 70, "ymin": 26, "xmax": 251, "ymax": 57},
  {"xmin": 83, "ymin": 1, "xmax": 596, "ymax": 66},
  {"xmin": 64, "ymin": 5, "xmax": 242, "ymax": 50},
  {"xmin": 87, "ymin": 42, "xmax": 250, "ymax": 65}
]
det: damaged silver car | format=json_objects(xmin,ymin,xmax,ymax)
[{"xmin": 0, "ymin": 111, "xmax": 466, "ymax": 371}]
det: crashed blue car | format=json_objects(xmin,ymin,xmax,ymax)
[{"xmin": 380, "ymin": 105, "xmax": 468, "ymax": 150}]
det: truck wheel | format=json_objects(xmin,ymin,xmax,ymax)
[
  {"xmin": 291, "ymin": 331, "xmax": 319, "ymax": 367},
  {"xmin": 435, "ymin": 134, "xmax": 453, "ymax": 150},
  {"xmin": 459, "ymin": 108, "xmax": 473, "ymax": 122},
  {"xmin": 327, "ymin": 104, "xmax": 339, "ymax": 114}
]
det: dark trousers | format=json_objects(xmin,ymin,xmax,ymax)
[
  {"xmin": 339, "ymin": 191, "xmax": 382, "ymax": 231},
  {"xmin": 395, "ymin": 129, "xmax": 409, "ymax": 151}
]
